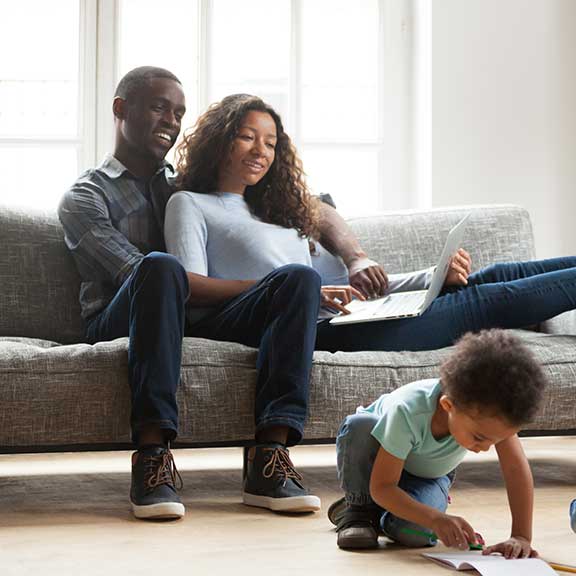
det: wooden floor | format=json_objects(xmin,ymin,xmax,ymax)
[{"xmin": 0, "ymin": 437, "xmax": 574, "ymax": 575}]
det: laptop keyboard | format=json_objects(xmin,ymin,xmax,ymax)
[
  {"xmin": 342, "ymin": 291, "xmax": 425, "ymax": 320},
  {"xmin": 377, "ymin": 291, "xmax": 426, "ymax": 317}
]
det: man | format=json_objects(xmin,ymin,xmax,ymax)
[{"xmin": 59, "ymin": 66, "xmax": 389, "ymax": 521}]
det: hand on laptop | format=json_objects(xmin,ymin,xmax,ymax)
[
  {"xmin": 444, "ymin": 248, "xmax": 472, "ymax": 287},
  {"xmin": 348, "ymin": 256, "xmax": 389, "ymax": 299},
  {"xmin": 321, "ymin": 285, "xmax": 366, "ymax": 315}
]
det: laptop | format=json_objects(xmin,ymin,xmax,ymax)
[{"xmin": 329, "ymin": 214, "xmax": 470, "ymax": 325}]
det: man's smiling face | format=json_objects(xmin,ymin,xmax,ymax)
[{"xmin": 117, "ymin": 77, "xmax": 186, "ymax": 164}]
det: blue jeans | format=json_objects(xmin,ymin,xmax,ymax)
[
  {"xmin": 571, "ymin": 499, "xmax": 576, "ymax": 533},
  {"xmin": 85, "ymin": 252, "xmax": 189, "ymax": 443},
  {"xmin": 317, "ymin": 257, "xmax": 576, "ymax": 351},
  {"xmin": 188, "ymin": 264, "xmax": 321, "ymax": 446},
  {"xmin": 336, "ymin": 412, "xmax": 454, "ymax": 547}
]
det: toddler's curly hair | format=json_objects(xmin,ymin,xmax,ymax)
[{"xmin": 440, "ymin": 329, "xmax": 547, "ymax": 426}]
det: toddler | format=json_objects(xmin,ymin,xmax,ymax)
[{"xmin": 329, "ymin": 329, "xmax": 546, "ymax": 559}]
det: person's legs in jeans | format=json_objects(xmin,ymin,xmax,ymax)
[
  {"xmin": 86, "ymin": 251, "xmax": 189, "ymax": 520},
  {"xmin": 330, "ymin": 412, "xmax": 385, "ymax": 548},
  {"xmin": 316, "ymin": 258, "xmax": 576, "ymax": 352},
  {"xmin": 465, "ymin": 256, "xmax": 576, "ymax": 286},
  {"xmin": 190, "ymin": 264, "xmax": 322, "ymax": 512}
]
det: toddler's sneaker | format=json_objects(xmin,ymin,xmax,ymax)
[
  {"xmin": 328, "ymin": 496, "xmax": 381, "ymax": 549},
  {"xmin": 242, "ymin": 443, "xmax": 321, "ymax": 513},
  {"xmin": 130, "ymin": 445, "xmax": 185, "ymax": 520}
]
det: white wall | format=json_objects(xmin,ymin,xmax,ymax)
[{"xmin": 431, "ymin": 0, "xmax": 576, "ymax": 257}]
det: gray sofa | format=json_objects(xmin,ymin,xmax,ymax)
[{"xmin": 1, "ymin": 204, "xmax": 575, "ymax": 454}]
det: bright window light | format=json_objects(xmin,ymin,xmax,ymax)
[
  {"xmin": 301, "ymin": 0, "xmax": 379, "ymax": 142},
  {"xmin": 210, "ymin": 0, "xmax": 291, "ymax": 120},
  {"xmin": 1, "ymin": 0, "xmax": 410, "ymax": 215},
  {"xmin": 0, "ymin": 0, "xmax": 80, "ymax": 210},
  {"xmin": 0, "ymin": 146, "xmax": 78, "ymax": 212},
  {"xmin": 301, "ymin": 147, "xmax": 379, "ymax": 217}
]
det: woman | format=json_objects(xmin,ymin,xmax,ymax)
[
  {"xmin": 166, "ymin": 94, "xmax": 364, "ymax": 515},
  {"xmin": 164, "ymin": 93, "xmax": 576, "ymax": 511}
]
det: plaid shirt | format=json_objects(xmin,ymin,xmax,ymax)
[{"xmin": 58, "ymin": 155, "xmax": 175, "ymax": 320}]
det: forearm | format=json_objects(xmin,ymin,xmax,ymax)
[
  {"xmin": 497, "ymin": 436, "xmax": 534, "ymax": 542},
  {"xmin": 371, "ymin": 484, "xmax": 443, "ymax": 529},
  {"xmin": 317, "ymin": 201, "xmax": 366, "ymax": 266},
  {"xmin": 505, "ymin": 460, "xmax": 534, "ymax": 541},
  {"xmin": 186, "ymin": 272, "xmax": 256, "ymax": 307}
]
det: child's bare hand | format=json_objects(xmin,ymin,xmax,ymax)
[
  {"xmin": 482, "ymin": 536, "xmax": 538, "ymax": 559},
  {"xmin": 431, "ymin": 514, "xmax": 477, "ymax": 550}
]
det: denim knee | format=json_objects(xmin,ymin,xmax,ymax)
[
  {"xmin": 337, "ymin": 412, "xmax": 380, "ymax": 455},
  {"xmin": 273, "ymin": 263, "xmax": 321, "ymax": 290},
  {"xmin": 135, "ymin": 252, "xmax": 189, "ymax": 296},
  {"xmin": 139, "ymin": 251, "xmax": 187, "ymax": 278},
  {"xmin": 336, "ymin": 412, "xmax": 381, "ymax": 504}
]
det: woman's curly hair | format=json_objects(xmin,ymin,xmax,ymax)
[{"xmin": 173, "ymin": 94, "xmax": 320, "ymax": 239}]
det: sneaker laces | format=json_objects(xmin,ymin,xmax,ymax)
[
  {"xmin": 142, "ymin": 449, "xmax": 183, "ymax": 493},
  {"xmin": 262, "ymin": 446, "xmax": 304, "ymax": 487}
]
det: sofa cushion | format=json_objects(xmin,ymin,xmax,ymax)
[
  {"xmin": 0, "ymin": 207, "xmax": 84, "ymax": 344},
  {"xmin": 1, "ymin": 330, "xmax": 574, "ymax": 450}
]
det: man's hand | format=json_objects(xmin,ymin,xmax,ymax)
[
  {"xmin": 431, "ymin": 513, "xmax": 478, "ymax": 550},
  {"xmin": 321, "ymin": 285, "xmax": 365, "ymax": 315},
  {"xmin": 444, "ymin": 248, "xmax": 472, "ymax": 287},
  {"xmin": 482, "ymin": 536, "xmax": 538, "ymax": 559},
  {"xmin": 348, "ymin": 257, "xmax": 389, "ymax": 299}
]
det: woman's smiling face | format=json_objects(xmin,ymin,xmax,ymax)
[{"xmin": 218, "ymin": 110, "xmax": 278, "ymax": 194}]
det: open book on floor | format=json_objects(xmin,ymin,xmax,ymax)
[{"xmin": 422, "ymin": 551, "xmax": 557, "ymax": 576}]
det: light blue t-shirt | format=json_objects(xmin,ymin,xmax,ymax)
[
  {"xmin": 165, "ymin": 191, "xmax": 324, "ymax": 323},
  {"xmin": 359, "ymin": 379, "xmax": 467, "ymax": 478},
  {"xmin": 164, "ymin": 190, "xmax": 435, "ymax": 324},
  {"xmin": 165, "ymin": 191, "xmax": 312, "ymax": 279}
]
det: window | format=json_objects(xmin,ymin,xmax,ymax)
[
  {"xmin": 0, "ymin": 0, "xmax": 84, "ymax": 210},
  {"xmin": 1, "ymin": 0, "xmax": 418, "ymax": 215}
]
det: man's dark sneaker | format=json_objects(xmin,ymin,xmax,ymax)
[
  {"xmin": 130, "ymin": 445, "xmax": 185, "ymax": 520},
  {"xmin": 242, "ymin": 443, "xmax": 321, "ymax": 513},
  {"xmin": 328, "ymin": 497, "xmax": 381, "ymax": 549}
]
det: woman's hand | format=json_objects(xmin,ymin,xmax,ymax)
[
  {"xmin": 482, "ymin": 536, "xmax": 538, "ymax": 559},
  {"xmin": 431, "ymin": 513, "xmax": 477, "ymax": 550},
  {"xmin": 444, "ymin": 248, "xmax": 472, "ymax": 287},
  {"xmin": 348, "ymin": 257, "xmax": 389, "ymax": 299},
  {"xmin": 321, "ymin": 285, "xmax": 365, "ymax": 315}
]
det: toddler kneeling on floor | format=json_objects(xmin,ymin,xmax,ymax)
[{"xmin": 329, "ymin": 329, "xmax": 546, "ymax": 559}]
